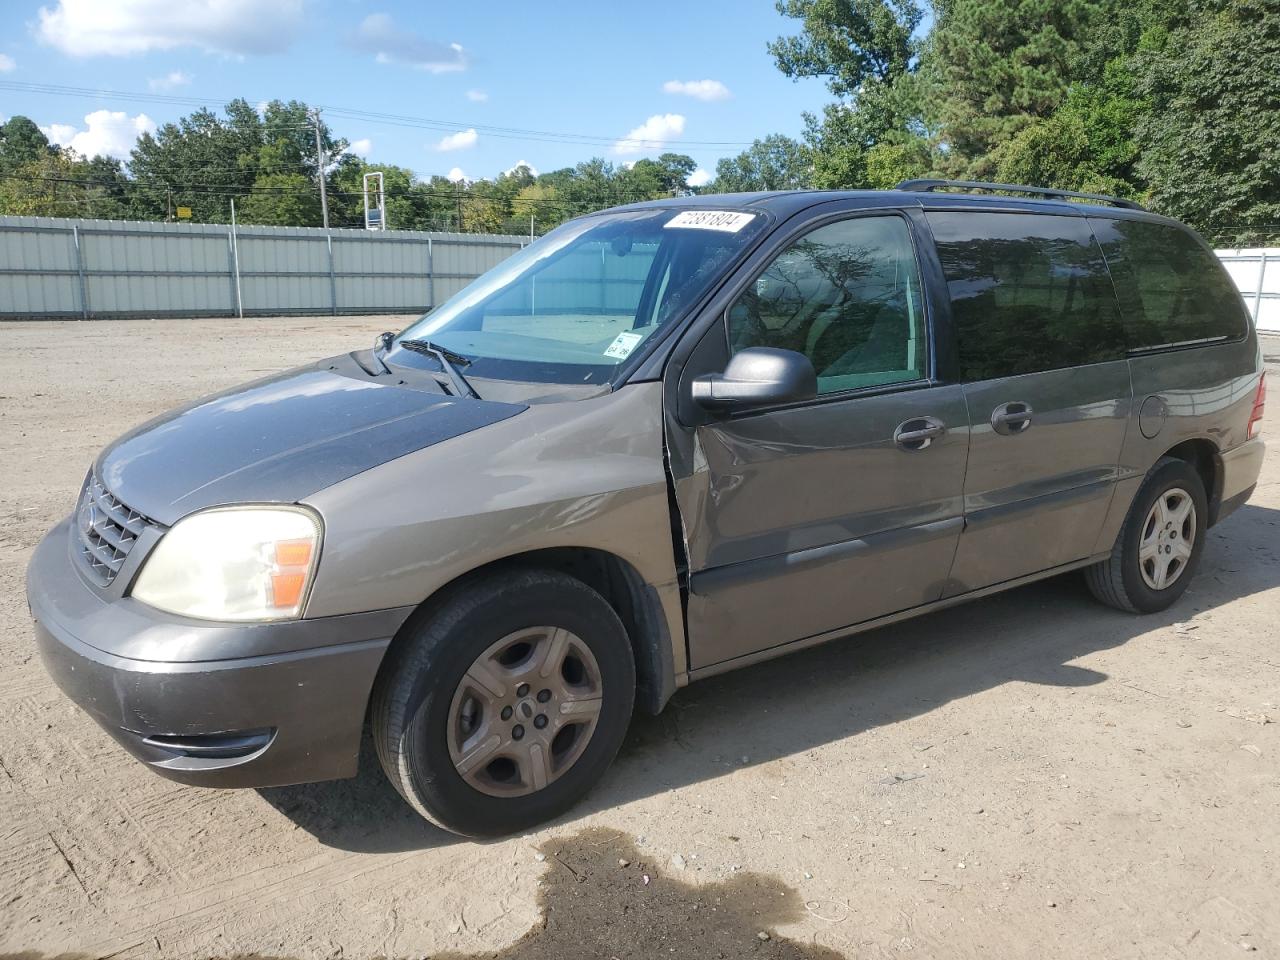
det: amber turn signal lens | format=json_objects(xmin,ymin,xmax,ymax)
[
  {"xmin": 269, "ymin": 538, "xmax": 316, "ymax": 610},
  {"xmin": 275, "ymin": 539, "xmax": 314, "ymax": 567},
  {"xmin": 270, "ymin": 572, "xmax": 307, "ymax": 609}
]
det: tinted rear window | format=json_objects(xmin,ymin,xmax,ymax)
[
  {"xmin": 928, "ymin": 212, "xmax": 1125, "ymax": 381},
  {"xmin": 1089, "ymin": 217, "xmax": 1249, "ymax": 350}
]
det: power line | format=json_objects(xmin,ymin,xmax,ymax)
[{"xmin": 0, "ymin": 78, "xmax": 757, "ymax": 151}]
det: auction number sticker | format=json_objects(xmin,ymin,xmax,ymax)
[
  {"xmin": 665, "ymin": 210, "xmax": 757, "ymax": 233},
  {"xmin": 604, "ymin": 330, "xmax": 644, "ymax": 360}
]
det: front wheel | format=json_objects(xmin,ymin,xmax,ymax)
[
  {"xmin": 1085, "ymin": 456, "xmax": 1208, "ymax": 614},
  {"xmin": 372, "ymin": 568, "xmax": 635, "ymax": 837}
]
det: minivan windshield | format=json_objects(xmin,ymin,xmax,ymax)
[{"xmin": 391, "ymin": 208, "xmax": 768, "ymax": 385}]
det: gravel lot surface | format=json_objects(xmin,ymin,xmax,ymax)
[{"xmin": 2, "ymin": 318, "xmax": 1278, "ymax": 959}]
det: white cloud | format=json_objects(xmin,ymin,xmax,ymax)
[
  {"xmin": 35, "ymin": 0, "xmax": 304, "ymax": 57},
  {"xmin": 351, "ymin": 13, "xmax": 467, "ymax": 73},
  {"xmin": 465, "ymin": 89, "xmax": 488, "ymax": 102},
  {"xmin": 663, "ymin": 79, "xmax": 731, "ymax": 102},
  {"xmin": 42, "ymin": 122, "xmax": 77, "ymax": 144},
  {"xmin": 435, "ymin": 128, "xmax": 478, "ymax": 152},
  {"xmin": 688, "ymin": 168, "xmax": 712, "ymax": 188},
  {"xmin": 446, "ymin": 167, "xmax": 468, "ymax": 183},
  {"xmin": 0, "ymin": 54, "xmax": 15, "ymax": 73},
  {"xmin": 614, "ymin": 113, "xmax": 686, "ymax": 155},
  {"xmin": 41, "ymin": 109, "xmax": 156, "ymax": 160},
  {"xmin": 148, "ymin": 70, "xmax": 191, "ymax": 92},
  {"xmin": 504, "ymin": 160, "xmax": 538, "ymax": 177},
  {"xmin": 347, "ymin": 138, "xmax": 373, "ymax": 158}
]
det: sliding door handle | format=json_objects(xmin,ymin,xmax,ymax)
[{"xmin": 991, "ymin": 402, "xmax": 1034, "ymax": 435}]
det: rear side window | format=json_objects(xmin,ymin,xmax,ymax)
[
  {"xmin": 1089, "ymin": 217, "xmax": 1249, "ymax": 350},
  {"xmin": 928, "ymin": 212, "xmax": 1125, "ymax": 382}
]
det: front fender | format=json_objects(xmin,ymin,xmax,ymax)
[{"xmin": 301, "ymin": 381, "xmax": 685, "ymax": 676}]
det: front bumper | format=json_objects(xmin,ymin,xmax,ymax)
[{"xmin": 27, "ymin": 519, "xmax": 414, "ymax": 788}]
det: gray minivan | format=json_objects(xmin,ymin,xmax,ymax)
[{"xmin": 28, "ymin": 181, "xmax": 1266, "ymax": 836}]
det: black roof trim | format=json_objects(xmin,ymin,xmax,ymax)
[{"xmin": 896, "ymin": 179, "xmax": 1145, "ymax": 212}]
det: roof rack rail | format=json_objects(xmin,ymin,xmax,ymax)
[{"xmin": 895, "ymin": 179, "xmax": 1146, "ymax": 212}]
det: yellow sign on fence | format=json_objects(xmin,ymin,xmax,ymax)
[{"xmin": 176, "ymin": 206, "xmax": 192, "ymax": 220}]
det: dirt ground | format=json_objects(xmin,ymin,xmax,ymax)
[{"xmin": 1, "ymin": 317, "xmax": 1278, "ymax": 960}]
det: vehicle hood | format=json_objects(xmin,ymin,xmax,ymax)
[{"xmin": 94, "ymin": 359, "xmax": 526, "ymax": 526}]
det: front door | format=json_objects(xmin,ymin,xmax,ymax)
[
  {"xmin": 671, "ymin": 211, "xmax": 971, "ymax": 671},
  {"xmin": 925, "ymin": 210, "xmax": 1134, "ymax": 593}
]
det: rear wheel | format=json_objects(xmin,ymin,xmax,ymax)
[
  {"xmin": 372, "ymin": 568, "xmax": 635, "ymax": 837},
  {"xmin": 1085, "ymin": 457, "xmax": 1208, "ymax": 613}
]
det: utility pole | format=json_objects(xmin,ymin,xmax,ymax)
[{"xmin": 312, "ymin": 108, "xmax": 330, "ymax": 230}]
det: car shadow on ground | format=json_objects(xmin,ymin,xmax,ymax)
[{"xmin": 258, "ymin": 503, "xmax": 1280, "ymax": 852}]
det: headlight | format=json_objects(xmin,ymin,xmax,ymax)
[{"xmin": 131, "ymin": 507, "xmax": 322, "ymax": 622}]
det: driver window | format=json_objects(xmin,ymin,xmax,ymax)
[{"xmin": 728, "ymin": 215, "xmax": 926, "ymax": 395}]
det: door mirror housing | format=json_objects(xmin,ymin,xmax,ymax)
[{"xmin": 691, "ymin": 347, "xmax": 818, "ymax": 412}]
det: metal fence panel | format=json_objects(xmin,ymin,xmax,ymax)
[
  {"xmin": 7, "ymin": 217, "xmax": 1279, "ymax": 336},
  {"xmin": 1216, "ymin": 248, "xmax": 1280, "ymax": 334},
  {"xmin": 0, "ymin": 215, "xmax": 527, "ymax": 320}
]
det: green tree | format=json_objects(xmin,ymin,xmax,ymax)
[
  {"xmin": 127, "ymin": 99, "xmax": 345, "ymax": 223},
  {"xmin": 709, "ymin": 135, "xmax": 813, "ymax": 192},
  {"xmin": 619, "ymin": 153, "xmax": 697, "ymax": 197},
  {"xmin": 994, "ymin": 56, "xmax": 1144, "ymax": 198},
  {"xmin": 511, "ymin": 182, "xmax": 565, "ymax": 234},
  {"xmin": 1131, "ymin": 0, "xmax": 1280, "ymax": 239},
  {"xmin": 0, "ymin": 149, "xmax": 128, "ymax": 218},
  {"xmin": 236, "ymin": 172, "xmax": 322, "ymax": 226},
  {"xmin": 0, "ymin": 119, "xmax": 134, "ymax": 219},
  {"xmin": 331, "ymin": 162, "xmax": 420, "ymax": 230},
  {"xmin": 770, "ymin": 0, "xmax": 933, "ymax": 189},
  {"xmin": 769, "ymin": 0, "xmax": 923, "ymax": 98},
  {"xmin": 129, "ymin": 105, "xmax": 258, "ymax": 221},
  {"xmin": 926, "ymin": 0, "xmax": 1109, "ymax": 178},
  {"xmin": 76, "ymin": 154, "xmax": 133, "ymax": 218},
  {"xmin": 863, "ymin": 138, "xmax": 932, "ymax": 188},
  {"xmin": 0, "ymin": 116, "xmax": 57, "ymax": 171},
  {"xmin": 0, "ymin": 150, "xmax": 77, "ymax": 216}
]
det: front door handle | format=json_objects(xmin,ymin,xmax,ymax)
[
  {"xmin": 894, "ymin": 416, "xmax": 946, "ymax": 451},
  {"xmin": 991, "ymin": 401, "xmax": 1034, "ymax": 435}
]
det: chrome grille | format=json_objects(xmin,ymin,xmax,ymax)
[{"xmin": 74, "ymin": 475, "xmax": 153, "ymax": 586}]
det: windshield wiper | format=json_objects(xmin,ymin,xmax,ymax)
[
  {"xmin": 369, "ymin": 331, "xmax": 395, "ymax": 374},
  {"xmin": 397, "ymin": 338, "xmax": 479, "ymax": 399}
]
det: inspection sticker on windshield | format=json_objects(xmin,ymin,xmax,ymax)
[
  {"xmin": 665, "ymin": 210, "xmax": 756, "ymax": 233},
  {"xmin": 604, "ymin": 331, "xmax": 644, "ymax": 360}
]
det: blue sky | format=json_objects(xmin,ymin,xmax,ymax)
[{"xmin": 0, "ymin": 0, "xmax": 833, "ymax": 185}]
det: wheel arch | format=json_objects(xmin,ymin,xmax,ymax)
[
  {"xmin": 376, "ymin": 547, "xmax": 679, "ymax": 718},
  {"xmin": 1161, "ymin": 437, "xmax": 1224, "ymax": 526}
]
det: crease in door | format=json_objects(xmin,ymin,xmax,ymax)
[{"xmin": 937, "ymin": 383, "xmax": 976, "ymax": 595}]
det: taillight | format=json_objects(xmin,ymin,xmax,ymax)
[{"xmin": 1248, "ymin": 372, "xmax": 1266, "ymax": 439}]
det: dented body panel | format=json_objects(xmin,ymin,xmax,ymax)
[{"xmin": 303, "ymin": 380, "xmax": 687, "ymax": 680}]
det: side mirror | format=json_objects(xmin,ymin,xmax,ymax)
[{"xmin": 691, "ymin": 347, "xmax": 817, "ymax": 412}]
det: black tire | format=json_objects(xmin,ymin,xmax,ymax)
[
  {"xmin": 371, "ymin": 568, "xmax": 635, "ymax": 837},
  {"xmin": 1085, "ymin": 456, "xmax": 1208, "ymax": 614}
]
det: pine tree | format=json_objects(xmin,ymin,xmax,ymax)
[{"xmin": 927, "ymin": 0, "xmax": 1108, "ymax": 178}]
